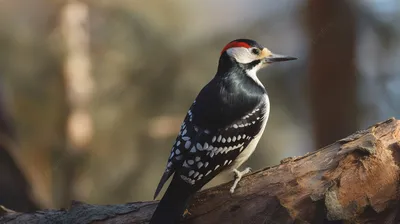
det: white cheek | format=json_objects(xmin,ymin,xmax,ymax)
[{"xmin": 226, "ymin": 47, "xmax": 257, "ymax": 64}]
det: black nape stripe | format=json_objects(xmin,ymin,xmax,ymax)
[{"xmin": 242, "ymin": 59, "xmax": 261, "ymax": 70}]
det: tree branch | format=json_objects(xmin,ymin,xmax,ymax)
[{"xmin": 1, "ymin": 118, "xmax": 400, "ymax": 224}]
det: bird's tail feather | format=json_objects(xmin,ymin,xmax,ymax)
[
  {"xmin": 153, "ymin": 168, "xmax": 173, "ymax": 200},
  {"xmin": 150, "ymin": 176, "xmax": 193, "ymax": 224}
]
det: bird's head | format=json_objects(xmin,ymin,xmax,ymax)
[{"xmin": 219, "ymin": 39, "xmax": 297, "ymax": 74}]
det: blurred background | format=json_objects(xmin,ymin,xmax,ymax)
[{"xmin": 0, "ymin": 0, "xmax": 399, "ymax": 212}]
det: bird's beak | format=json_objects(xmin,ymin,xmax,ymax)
[
  {"xmin": 265, "ymin": 53, "xmax": 297, "ymax": 63},
  {"xmin": 259, "ymin": 48, "xmax": 297, "ymax": 65}
]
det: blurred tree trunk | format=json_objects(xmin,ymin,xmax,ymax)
[
  {"xmin": 0, "ymin": 81, "xmax": 38, "ymax": 212},
  {"xmin": 0, "ymin": 0, "xmax": 68, "ymax": 208},
  {"xmin": 306, "ymin": 0, "xmax": 357, "ymax": 148},
  {"xmin": 53, "ymin": 0, "xmax": 92, "ymax": 208}
]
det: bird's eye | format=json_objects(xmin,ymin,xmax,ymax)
[{"xmin": 251, "ymin": 48, "xmax": 261, "ymax": 55}]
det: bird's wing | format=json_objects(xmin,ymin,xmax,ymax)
[
  {"xmin": 154, "ymin": 99, "xmax": 266, "ymax": 199},
  {"xmin": 153, "ymin": 103, "xmax": 196, "ymax": 199},
  {"xmin": 174, "ymin": 102, "xmax": 266, "ymax": 190}
]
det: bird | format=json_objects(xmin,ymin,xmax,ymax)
[{"xmin": 149, "ymin": 39, "xmax": 296, "ymax": 224}]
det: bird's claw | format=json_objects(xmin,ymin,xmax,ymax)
[
  {"xmin": 244, "ymin": 167, "xmax": 252, "ymax": 174},
  {"xmin": 230, "ymin": 167, "xmax": 252, "ymax": 194}
]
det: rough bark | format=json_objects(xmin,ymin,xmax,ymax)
[{"xmin": 1, "ymin": 118, "xmax": 400, "ymax": 224}]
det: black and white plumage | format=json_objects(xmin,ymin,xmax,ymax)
[{"xmin": 150, "ymin": 39, "xmax": 296, "ymax": 224}]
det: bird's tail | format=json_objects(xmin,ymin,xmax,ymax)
[{"xmin": 150, "ymin": 176, "xmax": 193, "ymax": 224}]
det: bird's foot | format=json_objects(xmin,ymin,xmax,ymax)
[
  {"xmin": 230, "ymin": 167, "xmax": 252, "ymax": 193},
  {"xmin": 183, "ymin": 209, "xmax": 192, "ymax": 217}
]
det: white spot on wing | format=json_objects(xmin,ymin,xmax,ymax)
[
  {"xmin": 183, "ymin": 161, "xmax": 190, "ymax": 168},
  {"xmin": 188, "ymin": 170, "xmax": 194, "ymax": 177},
  {"xmin": 216, "ymin": 147, "xmax": 223, "ymax": 155},
  {"xmin": 180, "ymin": 175, "xmax": 194, "ymax": 185}
]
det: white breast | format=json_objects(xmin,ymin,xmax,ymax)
[{"xmin": 230, "ymin": 94, "xmax": 270, "ymax": 169}]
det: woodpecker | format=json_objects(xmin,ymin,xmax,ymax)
[{"xmin": 150, "ymin": 39, "xmax": 296, "ymax": 224}]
